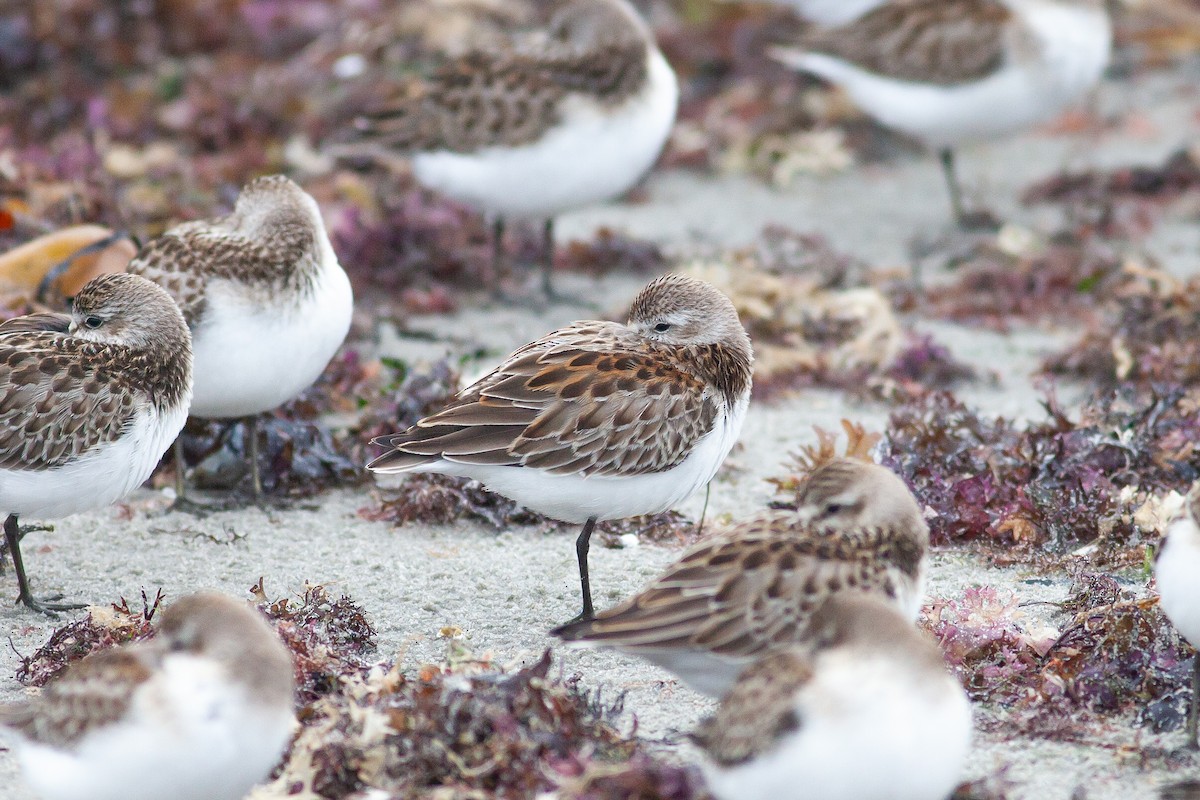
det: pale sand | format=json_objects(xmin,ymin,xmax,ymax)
[{"xmin": 2, "ymin": 65, "xmax": 1199, "ymax": 799}]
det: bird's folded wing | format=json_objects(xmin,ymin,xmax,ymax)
[
  {"xmin": 0, "ymin": 649, "xmax": 154, "ymax": 747},
  {"xmin": 370, "ymin": 322, "xmax": 718, "ymax": 478},
  {"xmin": 0, "ymin": 331, "xmax": 137, "ymax": 470},
  {"xmin": 692, "ymin": 648, "xmax": 813, "ymax": 766},
  {"xmin": 552, "ymin": 519, "xmax": 895, "ymax": 654},
  {"xmin": 776, "ymin": 0, "xmax": 1011, "ymax": 86}
]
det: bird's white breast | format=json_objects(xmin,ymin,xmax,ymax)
[
  {"xmin": 0, "ymin": 396, "xmax": 189, "ymax": 519},
  {"xmin": 704, "ymin": 651, "xmax": 972, "ymax": 800},
  {"xmin": 14, "ymin": 655, "xmax": 293, "ymax": 800},
  {"xmin": 411, "ymin": 49, "xmax": 679, "ymax": 219},
  {"xmin": 1156, "ymin": 518, "xmax": 1200, "ymax": 646},
  {"xmin": 779, "ymin": 0, "xmax": 1110, "ymax": 148},
  {"xmin": 188, "ymin": 245, "xmax": 352, "ymax": 420},
  {"xmin": 409, "ymin": 389, "xmax": 748, "ymax": 525}
]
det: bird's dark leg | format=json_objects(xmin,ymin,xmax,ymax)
[
  {"xmin": 939, "ymin": 148, "xmax": 968, "ymax": 228},
  {"xmin": 541, "ymin": 217, "xmax": 556, "ymax": 298},
  {"xmin": 563, "ymin": 516, "xmax": 598, "ymax": 625},
  {"xmin": 1189, "ymin": 653, "xmax": 1199, "ymax": 748},
  {"xmin": 247, "ymin": 416, "xmax": 264, "ymax": 498},
  {"xmin": 939, "ymin": 148, "xmax": 999, "ymax": 231},
  {"xmin": 173, "ymin": 435, "xmax": 188, "ymax": 501},
  {"xmin": 490, "ymin": 216, "xmax": 506, "ymax": 297},
  {"xmin": 5, "ymin": 514, "xmax": 83, "ymax": 616}
]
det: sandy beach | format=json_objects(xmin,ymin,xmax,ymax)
[{"xmin": 2, "ymin": 47, "xmax": 1200, "ymax": 800}]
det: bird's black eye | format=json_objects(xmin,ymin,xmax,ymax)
[
  {"xmin": 823, "ymin": 503, "xmax": 844, "ymax": 516},
  {"xmin": 85, "ymin": 316, "xmax": 103, "ymax": 329},
  {"xmin": 654, "ymin": 322, "xmax": 671, "ymax": 332}
]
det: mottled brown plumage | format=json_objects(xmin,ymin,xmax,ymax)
[
  {"xmin": 694, "ymin": 594, "xmax": 961, "ymax": 769},
  {"xmin": 798, "ymin": 0, "xmax": 1012, "ymax": 86},
  {"xmin": 371, "ymin": 274, "xmax": 753, "ymax": 479},
  {"xmin": 0, "ymin": 592, "xmax": 293, "ymax": 749},
  {"xmin": 0, "ymin": 273, "xmax": 191, "ymax": 471},
  {"xmin": 552, "ymin": 459, "xmax": 928, "ymax": 697},
  {"xmin": 357, "ymin": 0, "xmax": 651, "ymax": 153},
  {"xmin": 126, "ymin": 175, "xmax": 325, "ymax": 328}
]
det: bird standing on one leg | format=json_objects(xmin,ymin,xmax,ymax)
[
  {"xmin": 127, "ymin": 175, "xmax": 353, "ymax": 503},
  {"xmin": 770, "ymin": 0, "xmax": 1111, "ymax": 229},
  {"xmin": 348, "ymin": 0, "xmax": 678, "ymax": 299},
  {"xmin": 552, "ymin": 458, "xmax": 929, "ymax": 697},
  {"xmin": 368, "ymin": 274, "xmax": 753, "ymax": 623},
  {"xmin": 0, "ymin": 273, "xmax": 192, "ymax": 614}
]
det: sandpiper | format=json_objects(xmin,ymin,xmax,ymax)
[
  {"xmin": 351, "ymin": 0, "xmax": 678, "ymax": 296},
  {"xmin": 127, "ymin": 174, "xmax": 353, "ymax": 500},
  {"xmin": 770, "ymin": 0, "xmax": 1111, "ymax": 228},
  {"xmin": 1156, "ymin": 484, "xmax": 1200, "ymax": 749},
  {"xmin": 369, "ymin": 274, "xmax": 753, "ymax": 622},
  {"xmin": 0, "ymin": 591, "xmax": 295, "ymax": 800},
  {"xmin": 694, "ymin": 594, "xmax": 972, "ymax": 800},
  {"xmin": 552, "ymin": 458, "xmax": 928, "ymax": 697},
  {"xmin": 0, "ymin": 273, "xmax": 192, "ymax": 614}
]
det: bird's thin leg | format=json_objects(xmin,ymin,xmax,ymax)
[
  {"xmin": 564, "ymin": 516, "xmax": 598, "ymax": 624},
  {"xmin": 173, "ymin": 435, "xmax": 187, "ymax": 501},
  {"xmin": 490, "ymin": 216, "xmax": 506, "ymax": 296},
  {"xmin": 1189, "ymin": 653, "xmax": 1199, "ymax": 749},
  {"xmin": 697, "ymin": 484, "xmax": 711, "ymax": 538},
  {"xmin": 5, "ymin": 514, "xmax": 83, "ymax": 616},
  {"xmin": 247, "ymin": 416, "xmax": 264, "ymax": 498},
  {"xmin": 541, "ymin": 217, "xmax": 555, "ymax": 298},
  {"xmin": 939, "ymin": 148, "xmax": 999, "ymax": 231},
  {"xmin": 939, "ymin": 148, "xmax": 968, "ymax": 228}
]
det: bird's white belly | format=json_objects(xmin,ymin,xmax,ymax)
[
  {"xmin": 704, "ymin": 658, "xmax": 972, "ymax": 800},
  {"xmin": 14, "ymin": 656, "xmax": 293, "ymax": 800},
  {"xmin": 1156, "ymin": 522, "xmax": 1200, "ymax": 646},
  {"xmin": 787, "ymin": 3, "xmax": 1110, "ymax": 148},
  {"xmin": 412, "ymin": 393, "xmax": 747, "ymax": 525},
  {"xmin": 411, "ymin": 51, "xmax": 678, "ymax": 219},
  {"xmin": 0, "ymin": 401, "xmax": 189, "ymax": 519},
  {"xmin": 188, "ymin": 266, "xmax": 352, "ymax": 419}
]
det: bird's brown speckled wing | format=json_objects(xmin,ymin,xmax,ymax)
[
  {"xmin": 0, "ymin": 329, "xmax": 138, "ymax": 470},
  {"xmin": 799, "ymin": 0, "xmax": 1012, "ymax": 86},
  {"xmin": 0, "ymin": 312, "xmax": 71, "ymax": 335},
  {"xmin": 370, "ymin": 321, "xmax": 719, "ymax": 478},
  {"xmin": 356, "ymin": 38, "xmax": 646, "ymax": 154},
  {"xmin": 126, "ymin": 221, "xmax": 314, "ymax": 327},
  {"xmin": 552, "ymin": 515, "xmax": 901, "ymax": 655},
  {"xmin": 0, "ymin": 648, "xmax": 154, "ymax": 748},
  {"xmin": 693, "ymin": 649, "xmax": 813, "ymax": 765}
]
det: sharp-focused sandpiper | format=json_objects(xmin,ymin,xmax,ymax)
[
  {"xmin": 770, "ymin": 0, "xmax": 1111, "ymax": 227},
  {"xmin": 694, "ymin": 593, "xmax": 972, "ymax": 800},
  {"xmin": 127, "ymin": 174, "xmax": 353, "ymax": 500},
  {"xmin": 1156, "ymin": 484, "xmax": 1200, "ymax": 749},
  {"xmin": 0, "ymin": 273, "xmax": 192, "ymax": 614},
  {"xmin": 552, "ymin": 458, "xmax": 928, "ymax": 697},
  {"xmin": 352, "ymin": 0, "xmax": 679, "ymax": 296},
  {"xmin": 369, "ymin": 274, "xmax": 753, "ymax": 622},
  {"xmin": 0, "ymin": 591, "xmax": 295, "ymax": 800}
]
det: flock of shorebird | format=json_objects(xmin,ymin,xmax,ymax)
[{"xmin": 0, "ymin": 0, "xmax": 1194, "ymax": 799}]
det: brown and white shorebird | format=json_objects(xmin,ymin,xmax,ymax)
[
  {"xmin": 350, "ymin": 0, "xmax": 679, "ymax": 297},
  {"xmin": 0, "ymin": 273, "xmax": 192, "ymax": 614},
  {"xmin": 1155, "ymin": 484, "xmax": 1200, "ymax": 749},
  {"xmin": 552, "ymin": 458, "xmax": 928, "ymax": 697},
  {"xmin": 694, "ymin": 593, "xmax": 972, "ymax": 800},
  {"xmin": 127, "ymin": 175, "xmax": 353, "ymax": 500},
  {"xmin": 0, "ymin": 591, "xmax": 295, "ymax": 800},
  {"xmin": 368, "ymin": 274, "xmax": 753, "ymax": 622},
  {"xmin": 770, "ymin": 0, "xmax": 1112, "ymax": 228}
]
